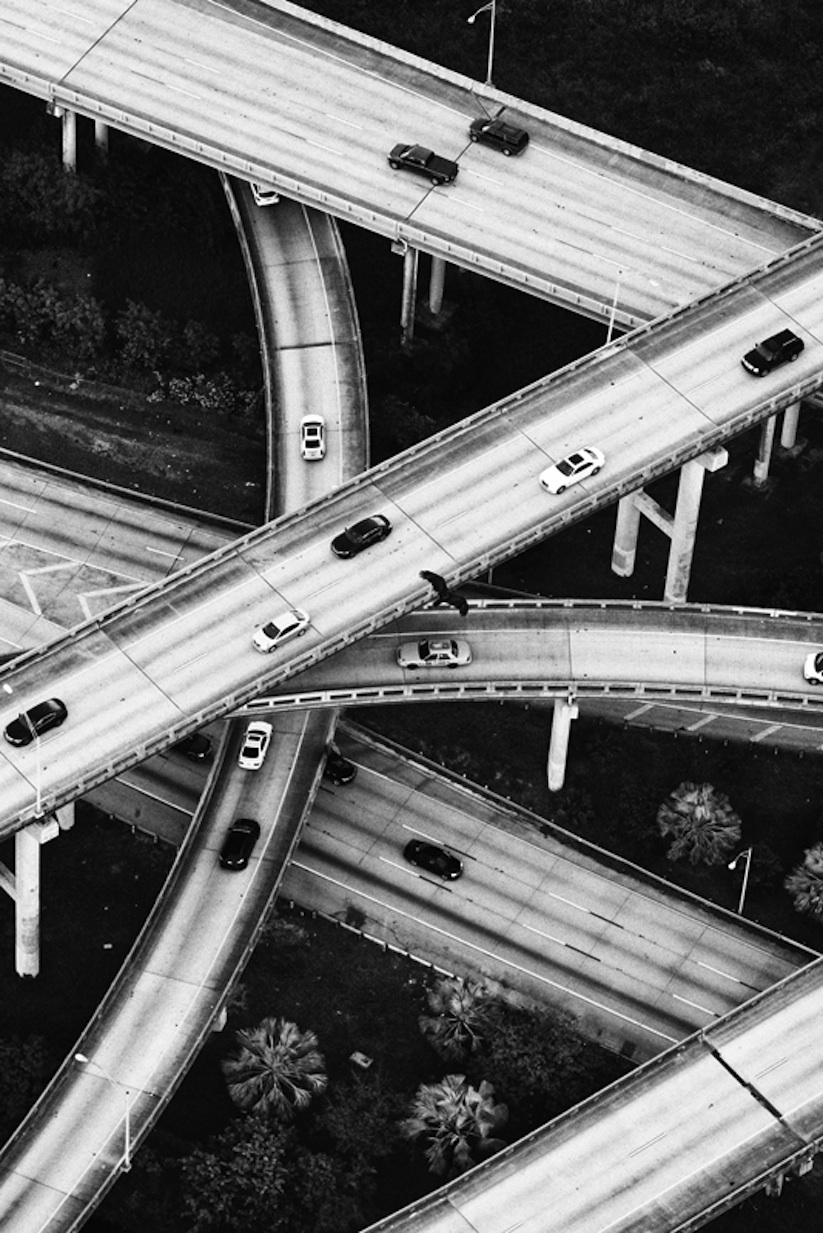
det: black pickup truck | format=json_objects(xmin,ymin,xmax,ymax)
[{"xmin": 388, "ymin": 143, "xmax": 459, "ymax": 186}]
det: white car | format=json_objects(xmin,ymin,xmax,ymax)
[
  {"xmin": 300, "ymin": 414, "xmax": 326, "ymax": 461},
  {"xmin": 397, "ymin": 638, "xmax": 472, "ymax": 670},
  {"xmin": 238, "ymin": 720, "xmax": 273, "ymax": 770},
  {"xmin": 252, "ymin": 608, "xmax": 310, "ymax": 653},
  {"xmin": 539, "ymin": 446, "xmax": 605, "ymax": 494},
  {"xmin": 803, "ymin": 651, "xmax": 823, "ymax": 684},
  {"xmin": 251, "ymin": 182, "xmax": 280, "ymax": 206}
]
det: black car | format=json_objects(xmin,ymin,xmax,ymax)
[
  {"xmin": 173, "ymin": 732, "xmax": 213, "ymax": 761},
  {"xmin": 468, "ymin": 117, "xmax": 530, "ymax": 156},
  {"xmin": 219, "ymin": 818, "xmax": 261, "ymax": 870},
  {"xmin": 331, "ymin": 514, "xmax": 392, "ymax": 559},
  {"xmin": 403, "ymin": 839, "xmax": 463, "ymax": 881},
  {"xmin": 387, "ymin": 144, "xmax": 459, "ymax": 185},
  {"xmin": 741, "ymin": 328, "xmax": 804, "ymax": 376},
  {"xmin": 324, "ymin": 750, "xmax": 357, "ymax": 785},
  {"xmin": 4, "ymin": 698, "xmax": 68, "ymax": 747}
]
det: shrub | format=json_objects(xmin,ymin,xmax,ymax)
[
  {"xmin": 785, "ymin": 842, "xmax": 823, "ymax": 918},
  {"xmin": 657, "ymin": 781, "xmax": 742, "ymax": 865},
  {"xmin": 115, "ymin": 299, "xmax": 174, "ymax": 370}
]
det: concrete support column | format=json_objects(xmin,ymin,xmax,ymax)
[
  {"xmin": 753, "ymin": 413, "xmax": 777, "ymax": 486},
  {"xmin": 399, "ymin": 245, "xmax": 419, "ymax": 353},
  {"xmin": 611, "ymin": 495, "xmax": 642, "ymax": 577},
  {"xmin": 429, "ymin": 256, "xmax": 446, "ymax": 315},
  {"xmin": 664, "ymin": 458, "xmax": 708, "ymax": 603},
  {"xmin": 94, "ymin": 119, "xmax": 109, "ymax": 162},
  {"xmin": 56, "ymin": 801, "xmax": 75, "ymax": 830},
  {"xmin": 15, "ymin": 828, "xmax": 41, "ymax": 978},
  {"xmin": 547, "ymin": 697, "xmax": 578, "ymax": 792},
  {"xmin": 780, "ymin": 401, "xmax": 801, "ymax": 449},
  {"xmin": 61, "ymin": 109, "xmax": 77, "ymax": 172}
]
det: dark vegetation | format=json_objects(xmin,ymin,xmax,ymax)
[{"xmin": 2, "ymin": 0, "xmax": 823, "ymax": 1227}]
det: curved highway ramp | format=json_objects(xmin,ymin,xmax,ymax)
[{"xmin": 1, "ymin": 238, "xmax": 823, "ymax": 839}]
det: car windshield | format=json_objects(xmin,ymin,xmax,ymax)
[{"xmin": 556, "ymin": 458, "xmax": 576, "ymax": 476}]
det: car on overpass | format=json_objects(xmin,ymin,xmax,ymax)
[
  {"xmin": 331, "ymin": 514, "xmax": 392, "ymax": 558},
  {"xmin": 300, "ymin": 414, "xmax": 326, "ymax": 460},
  {"xmin": 253, "ymin": 608, "xmax": 310, "ymax": 653},
  {"xmin": 238, "ymin": 721, "xmax": 273, "ymax": 770},
  {"xmin": 173, "ymin": 732, "xmax": 212, "ymax": 761},
  {"xmin": 403, "ymin": 839, "xmax": 463, "ymax": 880},
  {"xmin": 803, "ymin": 651, "xmax": 823, "ymax": 685},
  {"xmin": 219, "ymin": 818, "xmax": 261, "ymax": 870},
  {"xmin": 741, "ymin": 328, "xmax": 804, "ymax": 376},
  {"xmin": 388, "ymin": 143, "xmax": 459, "ymax": 185},
  {"xmin": 4, "ymin": 698, "xmax": 68, "ymax": 746},
  {"xmin": 397, "ymin": 638, "xmax": 472, "ymax": 669},
  {"xmin": 251, "ymin": 182, "xmax": 280, "ymax": 206},
  {"xmin": 324, "ymin": 749, "xmax": 357, "ymax": 784},
  {"xmin": 539, "ymin": 446, "xmax": 605, "ymax": 494},
  {"xmin": 468, "ymin": 116, "xmax": 529, "ymax": 155}
]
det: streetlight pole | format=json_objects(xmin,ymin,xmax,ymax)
[
  {"xmin": 74, "ymin": 1053, "xmax": 132, "ymax": 1171},
  {"xmin": 467, "ymin": 0, "xmax": 497, "ymax": 88},
  {"xmin": 728, "ymin": 847, "xmax": 753, "ymax": 915},
  {"xmin": 606, "ymin": 268, "xmax": 623, "ymax": 345}
]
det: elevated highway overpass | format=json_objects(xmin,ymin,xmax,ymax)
[
  {"xmin": 0, "ymin": 236, "xmax": 822, "ymax": 838},
  {"xmin": 364, "ymin": 958, "xmax": 823, "ymax": 1233},
  {"xmin": 3, "ymin": 4, "xmax": 823, "ymax": 1225},
  {"xmin": 1, "ymin": 0, "xmax": 820, "ymax": 328}
]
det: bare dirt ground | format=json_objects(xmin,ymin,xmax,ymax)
[{"xmin": 0, "ymin": 363, "xmax": 267, "ymax": 524}]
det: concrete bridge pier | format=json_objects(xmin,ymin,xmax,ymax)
[
  {"xmin": 61, "ymin": 108, "xmax": 77, "ymax": 172},
  {"xmin": 393, "ymin": 241, "xmax": 419, "ymax": 352},
  {"xmin": 779, "ymin": 400, "xmax": 802, "ymax": 451},
  {"xmin": 547, "ymin": 696, "xmax": 578, "ymax": 792},
  {"xmin": 611, "ymin": 495, "xmax": 642, "ymax": 577},
  {"xmin": 753, "ymin": 412, "xmax": 777, "ymax": 486},
  {"xmin": 429, "ymin": 256, "xmax": 446, "ymax": 314},
  {"xmin": 611, "ymin": 448, "xmax": 728, "ymax": 602},
  {"xmin": 94, "ymin": 119, "xmax": 109, "ymax": 162},
  {"xmin": 2, "ymin": 818, "xmax": 61, "ymax": 978}
]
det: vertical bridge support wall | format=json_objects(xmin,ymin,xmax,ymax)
[{"xmin": 611, "ymin": 447, "xmax": 728, "ymax": 602}]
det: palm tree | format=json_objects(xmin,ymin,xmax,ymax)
[
  {"xmin": 657, "ymin": 781, "xmax": 742, "ymax": 865},
  {"xmin": 399, "ymin": 1074, "xmax": 508, "ymax": 1179},
  {"xmin": 419, "ymin": 976, "xmax": 491, "ymax": 1062},
  {"xmin": 785, "ymin": 843, "xmax": 823, "ymax": 917},
  {"xmin": 222, "ymin": 1017, "xmax": 327, "ymax": 1120}
]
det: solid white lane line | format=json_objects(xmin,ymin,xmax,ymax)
[
  {"xmin": 290, "ymin": 860, "xmax": 679, "ymax": 1042},
  {"xmin": 0, "ymin": 498, "xmax": 36, "ymax": 512}
]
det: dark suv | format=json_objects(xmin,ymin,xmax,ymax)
[
  {"xmin": 324, "ymin": 750, "xmax": 357, "ymax": 785},
  {"xmin": 4, "ymin": 698, "xmax": 68, "ymax": 746},
  {"xmin": 741, "ymin": 328, "xmax": 804, "ymax": 376},
  {"xmin": 468, "ymin": 117, "xmax": 529, "ymax": 156}
]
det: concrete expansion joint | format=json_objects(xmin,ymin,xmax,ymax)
[{"xmin": 708, "ymin": 1044, "xmax": 799, "ymax": 1132}]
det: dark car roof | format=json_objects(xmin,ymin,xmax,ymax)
[
  {"xmin": 470, "ymin": 117, "xmax": 529, "ymax": 145},
  {"xmin": 404, "ymin": 839, "xmax": 462, "ymax": 878}
]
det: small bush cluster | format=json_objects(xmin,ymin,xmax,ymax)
[
  {"xmin": 657, "ymin": 781, "xmax": 742, "ymax": 865},
  {"xmin": 0, "ymin": 276, "xmax": 105, "ymax": 362},
  {"xmin": 785, "ymin": 842, "xmax": 823, "ymax": 918}
]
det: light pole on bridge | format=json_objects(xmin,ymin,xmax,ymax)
[{"xmin": 467, "ymin": 1, "xmax": 497, "ymax": 88}]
